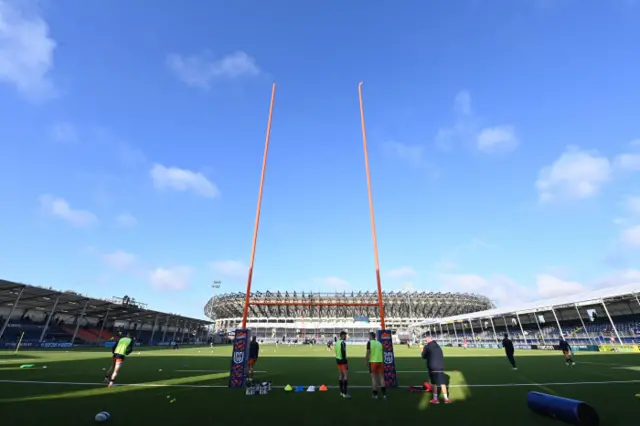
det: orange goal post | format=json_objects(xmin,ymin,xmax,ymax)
[{"xmin": 227, "ymin": 83, "xmax": 398, "ymax": 389}]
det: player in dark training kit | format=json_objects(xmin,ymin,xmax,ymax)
[
  {"xmin": 559, "ymin": 337, "xmax": 576, "ymax": 366},
  {"xmin": 248, "ymin": 336, "xmax": 259, "ymax": 379},
  {"xmin": 502, "ymin": 334, "xmax": 517, "ymax": 370},
  {"xmin": 421, "ymin": 336, "xmax": 450, "ymax": 404}
]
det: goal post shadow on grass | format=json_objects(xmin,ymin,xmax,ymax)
[{"xmin": 227, "ymin": 82, "xmax": 398, "ymax": 390}]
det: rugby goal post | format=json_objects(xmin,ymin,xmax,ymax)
[{"xmin": 228, "ymin": 83, "xmax": 398, "ymax": 389}]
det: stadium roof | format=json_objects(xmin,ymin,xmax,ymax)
[
  {"xmin": 205, "ymin": 290, "xmax": 494, "ymax": 320},
  {"xmin": 0, "ymin": 279, "xmax": 212, "ymax": 326},
  {"xmin": 419, "ymin": 282, "xmax": 640, "ymax": 325}
]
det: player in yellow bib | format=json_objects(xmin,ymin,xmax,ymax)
[
  {"xmin": 335, "ymin": 331, "xmax": 351, "ymax": 399},
  {"xmin": 104, "ymin": 333, "xmax": 134, "ymax": 387},
  {"xmin": 365, "ymin": 332, "xmax": 386, "ymax": 400}
]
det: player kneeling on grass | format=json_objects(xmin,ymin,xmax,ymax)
[
  {"xmin": 104, "ymin": 333, "xmax": 134, "ymax": 387},
  {"xmin": 421, "ymin": 336, "xmax": 450, "ymax": 404},
  {"xmin": 365, "ymin": 332, "xmax": 386, "ymax": 400},
  {"xmin": 335, "ymin": 331, "xmax": 351, "ymax": 399},
  {"xmin": 248, "ymin": 336, "xmax": 260, "ymax": 379},
  {"xmin": 559, "ymin": 337, "xmax": 575, "ymax": 366}
]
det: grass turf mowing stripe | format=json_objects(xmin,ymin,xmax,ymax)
[
  {"xmin": 173, "ymin": 369, "xmax": 267, "ymax": 373},
  {"xmin": 1, "ymin": 378, "xmax": 640, "ymax": 389}
]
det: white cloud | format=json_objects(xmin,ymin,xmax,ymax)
[
  {"xmin": 385, "ymin": 266, "xmax": 417, "ymax": 280},
  {"xmin": 116, "ymin": 142, "xmax": 146, "ymax": 167},
  {"xmin": 51, "ymin": 123, "xmax": 78, "ymax": 144},
  {"xmin": 535, "ymin": 274, "xmax": 585, "ymax": 298},
  {"xmin": 401, "ymin": 282, "xmax": 416, "ymax": 292},
  {"xmin": 383, "ymin": 141, "xmax": 424, "ymax": 166},
  {"xmin": 442, "ymin": 268, "xmax": 639, "ymax": 308},
  {"xmin": 453, "ymin": 90, "xmax": 472, "ymax": 115},
  {"xmin": 435, "ymin": 91, "xmax": 517, "ymax": 155},
  {"xmin": 435, "ymin": 259, "xmax": 457, "ymax": 272},
  {"xmin": 595, "ymin": 269, "xmax": 640, "ymax": 288},
  {"xmin": 536, "ymin": 146, "xmax": 611, "ymax": 202},
  {"xmin": 435, "ymin": 91, "xmax": 476, "ymax": 151},
  {"xmin": 613, "ymin": 217, "xmax": 627, "ymax": 226},
  {"xmin": 441, "ymin": 273, "xmax": 586, "ymax": 306},
  {"xmin": 313, "ymin": 276, "xmax": 350, "ymax": 291},
  {"xmin": 476, "ymin": 125, "xmax": 519, "ymax": 154},
  {"xmin": 116, "ymin": 212, "xmax": 137, "ymax": 227},
  {"xmin": 0, "ymin": 0, "xmax": 56, "ymax": 100},
  {"xmin": 166, "ymin": 51, "xmax": 260, "ymax": 89},
  {"xmin": 39, "ymin": 195, "xmax": 98, "ymax": 227},
  {"xmin": 149, "ymin": 266, "xmax": 192, "ymax": 290},
  {"xmin": 440, "ymin": 273, "xmax": 533, "ymax": 306},
  {"xmin": 626, "ymin": 196, "xmax": 640, "ymax": 216},
  {"xmin": 210, "ymin": 260, "xmax": 247, "ymax": 279},
  {"xmin": 150, "ymin": 163, "xmax": 219, "ymax": 198},
  {"xmin": 613, "ymin": 153, "xmax": 640, "ymax": 172},
  {"xmin": 102, "ymin": 250, "xmax": 137, "ymax": 271},
  {"xmin": 621, "ymin": 225, "xmax": 640, "ymax": 249}
]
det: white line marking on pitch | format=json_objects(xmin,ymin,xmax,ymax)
[
  {"xmin": 356, "ymin": 371, "xmax": 435, "ymax": 374},
  {"xmin": 174, "ymin": 370, "xmax": 267, "ymax": 373},
  {"xmin": 1, "ymin": 378, "xmax": 640, "ymax": 390}
]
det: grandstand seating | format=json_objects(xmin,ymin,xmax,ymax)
[{"xmin": 429, "ymin": 318, "xmax": 640, "ymax": 345}]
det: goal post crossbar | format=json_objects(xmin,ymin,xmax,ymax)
[{"xmin": 249, "ymin": 302, "xmax": 379, "ymax": 307}]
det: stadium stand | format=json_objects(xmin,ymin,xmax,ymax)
[
  {"xmin": 413, "ymin": 283, "xmax": 640, "ymax": 350},
  {"xmin": 205, "ymin": 290, "xmax": 494, "ymax": 344},
  {"xmin": 0, "ymin": 279, "xmax": 212, "ymax": 348}
]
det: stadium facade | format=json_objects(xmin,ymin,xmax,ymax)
[{"xmin": 204, "ymin": 290, "xmax": 493, "ymax": 342}]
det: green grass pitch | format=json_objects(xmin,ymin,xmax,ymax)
[{"xmin": 0, "ymin": 345, "xmax": 638, "ymax": 425}]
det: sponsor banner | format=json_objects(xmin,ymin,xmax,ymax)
[
  {"xmin": 228, "ymin": 329, "xmax": 251, "ymax": 388},
  {"xmin": 377, "ymin": 330, "xmax": 398, "ymax": 388},
  {"xmin": 0, "ymin": 341, "xmax": 73, "ymax": 349},
  {"xmin": 40, "ymin": 342, "xmax": 73, "ymax": 348},
  {"xmin": 534, "ymin": 345, "xmax": 558, "ymax": 350},
  {"xmin": 598, "ymin": 344, "xmax": 639, "ymax": 353},
  {"xmin": 572, "ymin": 345, "xmax": 599, "ymax": 352},
  {"xmin": 480, "ymin": 344, "xmax": 499, "ymax": 349},
  {"xmin": 353, "ymin": 316, "xmax": 369, "ymax": 323},
  {"xmin": 157, "ymin": 342, "xmax": 170, "ymax": 346},
  {"xmin": 6, "ymin": 324, "xmax": 44, "ymax": 330},
  {"xmin": 0, "ymin": 341, "xmax": 35, "ymax": 349},
  {"xmin": 514, "ymin": 344, "xmax": 533, "ymax": 350}
]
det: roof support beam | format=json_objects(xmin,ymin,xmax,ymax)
[
  {"xmin": 39, "ymin": 295, "xmax": 60, "ymax": 342},
  {"xmin": 601, "ymin": 299, "xmax": 623, "ymax": 346},
  {"xmin": 96, "ymin": 304, "xmax": 111, "ymax": 346},
  {"xmin": 0, "ymin": 286, "xmax": 25, "ymax": 341},
  {"xmin": 71, "ymin": 300, "xmax": 89, "ymax": 346}
]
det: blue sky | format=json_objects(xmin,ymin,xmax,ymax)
[{"xmin": 1, "ymin": 0, "xmax": 639, "ymax": 319}]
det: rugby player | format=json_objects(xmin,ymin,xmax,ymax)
[
  {"xmin": 421, "ymin": 336, "xmax": 450, "ymax": 404},
  {"xmin": 335, "ymin": 331, "xmax": 351, "ymax": 399},
  {"xmin": 104, "ymin": 333, "xmax": 134, "ymax": 388},
  {"xmin": 365, "ymin": 332, "xmax": 386, "ymax": 400}
]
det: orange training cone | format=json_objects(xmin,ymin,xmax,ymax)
[{"xmin": 319, "ymin": 385, "xmax": 328, "ymax": 391}]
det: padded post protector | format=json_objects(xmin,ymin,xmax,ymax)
[{"xmin": 527, "ymin": 391, "xmax": 599, "ymax": 426}]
